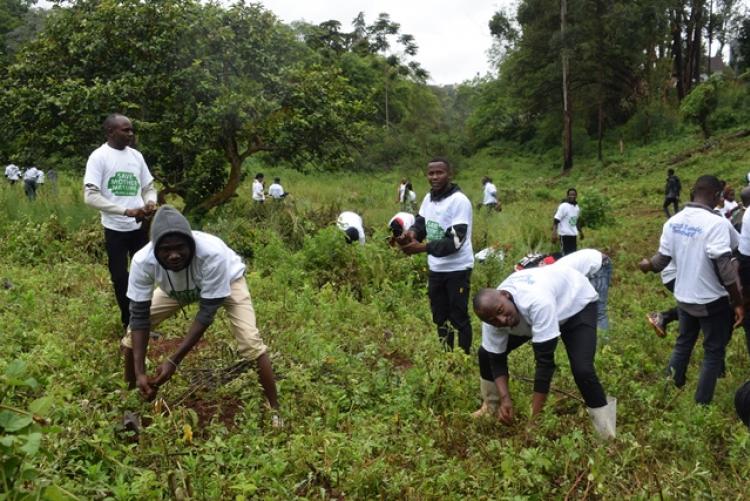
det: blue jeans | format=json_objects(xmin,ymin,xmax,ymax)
[
  {"xmin": 589, "ymin": 257, "xmax": 612, "ymax": 330},
  {"xmin": 669, "ymin": 300, "xmax": 732, "ymax": 404}
]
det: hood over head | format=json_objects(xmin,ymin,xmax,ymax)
[{"xmin": 150, "ymin": 205, "xmax": 196, "ymax": 268}]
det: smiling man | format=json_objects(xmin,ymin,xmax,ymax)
[
  {"xmin": 396, "ymin": 158, "xmax": 474, "ymax": 354},
  {"xmin": 472, "ymin": 264, "xmax": 615, "ymax": 438},
  {"xmin": 120, "ymin": 206, "xmax": 281, "ymax": 425}
]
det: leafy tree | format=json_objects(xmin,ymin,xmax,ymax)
[
  {"xmin": 680, "ymin": 76, "xmax": 720, "ymax": 137},
  {"xmin": 0, "ymin": 0, "xmax": 369, "ymax": 213}
]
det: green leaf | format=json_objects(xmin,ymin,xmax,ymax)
[
  {"xmin": 0, "ymin": 411, "xmax": 33, "ymax": 432},
  {"xmin": 29, "ymin": 396, "xmax": 54, "ymax": 417},
  {"xmin": 20, "ymin": 432, "xmax": 42, "ymax": 455},
  {"xmin": 4, "ymin": 359, "xmax": 27, "ymax": 378},
  {"xmin": 43, "ymin": 484, "xmax": 79, "ymax": 501}
]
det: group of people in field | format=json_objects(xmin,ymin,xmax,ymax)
[
  {"xmin": 251, "ymin": 173, "xmax": 287, "ymax": 203},
  {"xmin": 4, "ymin": 163, "xmax": 56, "ymax": 200},
  {"xmin": 81, "ymin": 112, "xmax": 749, "ymax": 437}
]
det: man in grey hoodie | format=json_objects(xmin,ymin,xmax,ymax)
[{"xmin": 121, "ymin": 206, "xmax": 280, "ymax": 423}]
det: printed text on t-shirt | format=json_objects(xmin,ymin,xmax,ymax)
[{"xmin": 107, "ymin": 171, "xmax": 140, "ymax": 196}]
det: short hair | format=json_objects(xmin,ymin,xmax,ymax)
[
  {"xmin": 274, "ymin": 177, "xmax": 280, "ymax": 183},
  {"xmin": 692, "ymin": 175, "xmax": 722, "ymax": 198},
  {"xmin": 103, "ymin": 113, "xmax": 127, "ymax": 133},
  {"xmin": 482, "ymin": 176, "xmax": 491, "ymax": 184},
  {"xmin": 428, "ymin": 157, "xmax": 452, "ymax": 171},
  {"xmin": 472, "ymin": 288, "xmax": 499, "ymax": 313},
  {"xmin": 405, "ymin": 182, "xmax": 412, "ymax": 191},
  {"xmin": 255, "ymin": 173, "xmax": 264, "ymax": 180},
  {"xmin": 343, "ymin": 227, "xmax": 359, "ymax": 244},
  {"xmin": 667, "ymin": 168, "xmax": 675, "ymax": 176},
  {"xmin": 740, "ymin": 186, "xmax": 750, "ymax": 206},
  {"xmin": 567, "ymin": 187, "xmax": 577, "ymax": 195}
]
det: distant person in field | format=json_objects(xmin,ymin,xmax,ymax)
[
  {"xmin": 480, "ymin": 176, "xmax": 500, "ymax": 212},
  {"xmin": 47, "ymin": 169, "xmax": 58, "ymax": 195},
  {"xmin": 23, "ymin": 166, "xmax": 41, "ymax": 200},
  {"xmin": 268, "ymin": 177, "xmax": 286, "ymax": 200},
  {"xmin": 252, "ymin": 173, "xmax": 265, "ymax": 203},
  {"xmin": 388, "ymin": 211, "xmax": 415, "ymax": 246},
  {"xmin": 121, "ymin": 206, "xmax": 281, "ymax": 425},
  {"xmin": 84, "ymin": 113, "xmax": 157, "ymax": 331},
  {"xmin": 717, "ymin": 185, "xmax": 739, "ymax": 221},
  {"xmin": 473, "ymin": 265, "xmax": 616, "ymax": 438},
  {"xmin": 663, "ymin": 168, "xmax": 682, "ymax": 217},
  {"xmin": 337, "ymin": 211, "xmax": 365, "ymax": 245},
  {"xmin": 396, "ymin": 177, "xmax": 408, "ymax": 206},
  {"xmin": 396, "ymin": 158, "xmax": 474, "ymax": 354},
  {"xmin": 403, "ymin": 182, "xmax": 417, "ymax": 213},
  {"xmin": 639, "ymin": 175, "xmax": 743, "ymax": 405},
  {"xmin": 552, "ymin": 188, "xmax": 583, "ymax": 256},
  {"xmin": 4, "ymin": 163, "xmax": 20, "ymax": 185}
]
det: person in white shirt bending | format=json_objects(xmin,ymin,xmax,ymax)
[
  {"xmin": 268, "ymin": 177, "xmax": 286, "ymax": 200},
  {"xmin": 5, "ymin": 164, "xmax": 20, "ymax": 185},
  {"xmin": 84, "ymin": 113, "xmax": 157, "ymax": 330},
  {"xmin": 252, "ymin": 173, "xmax": 265, "ymax": 203},
  {"xmin": 552, "ymin": 188, "xmax": 584, "ymax": 255},
  {"xmin": 640, "ymin": 175, "xmax": 743, "ymax": 405},
  {"xmin": 22, "ymin": 166, "xmax": 41, "ymax": 200},
  {"xmin": 337, "ymin": 211, "xmax": 366, "ymax": 245},
  {"xmin": 473, "ymin": 264, "xmax": 615, "ymax": 439}
]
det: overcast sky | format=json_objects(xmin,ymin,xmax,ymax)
[{"xmin": 256, "ymin": 1, "xmax": 514, "ymax": 86}]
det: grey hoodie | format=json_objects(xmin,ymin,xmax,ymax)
[{"xmin": 150, "ymin": 205, "xmax": 196, "ymax": 267}]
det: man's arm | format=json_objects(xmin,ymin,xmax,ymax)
[
  {"xmin": 425, "ymin": 223, "xmax": 469, "ymax": 257},
  {"xmin": 639, "ymin": 252, "xmax": 671, "ymax": 273},
  {"xmin": 713, "ymin": 253, "xmax": 744, "ymax": 327},
  {"xmin": 530, "ymin": 338, "xmax": 558, "ymax": 416},
  {"xmin": 484, "ymin": 349, "xmax": 514, "ymax": 424},
  {"xmin": 84, "ymin": 184, "xmax": 136, "ymax": 216},
  {"xmin": 150, "ymin": 297, "xmax": 224, "ymax": 386},
  {"xmin": 141, "ymin": 181, "xmax": 158, "ymax": 214},
  {"xmin": 129, "ymin": 300, "xmax": 154, "ymax": 399}
]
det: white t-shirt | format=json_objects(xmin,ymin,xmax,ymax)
[
  {"xmin": 482, "ymin": 266, "xmax": 597, "ymax": 352},
  {"xmin": 406, "ymin": 190, "xmax": 417, "ymax": 204},
  {"xmin": 482, "ymin": 182, "xmax": 498, "ymax": 205},
  {"xmin": 337, "ymin": 211, "xmax": 365, "ymax": 245},
  {"xmin": 658, "ymin": 205, "xmax": 732, "ymax": 304},
  {"xmin": 5, "ymin": 164, "xmax": 19, "ymax": 180},
  {"xmin": 389, "ymin": 212, "xmax": 415, "ymax": 232},
  {"xmin": 252, "ymin": 179, "xmax": 265, "ymax": 201},
  {"xmin": 554, "ymin": 249, "xmax": 603, "ymax": 277},
  {"xmin": 718, "ymin": 200, "xmax": 738, "ymax": 219},
  {"xmin": 739, "ymin": 208, "xmax": 750, "ymax": 256},
  {"xmin": 398, "ymin": 183, "xmax": 407, "ymax": 203},
  {"xmin": 36, "ymin": 171, "xmax": 45, "ymax": 184},
  {"xmin": 418, "ymin": 189, "xmax": 474, "ymax": 272},
  {"xmin": 83, "ymin": 143, "xmax": 154, "ymax": 232},
  {"xmin": 554, "ymin": 202, "xmax": 580, "ymax": 236},
  {"xmin": 268, "ymin": 183, "xmax": 284, "ymax": 199},
  {"xmin": 23, "ymin": 167, "xmax": 41, "ymax": 182},
  {"xmin": 127, "ymin": 231, "xmax": 246, "ymax": 303}
]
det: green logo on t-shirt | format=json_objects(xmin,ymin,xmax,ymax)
[
  {"xmin": 169, "ymin": 288, "xmax": 201, "ymax": 305},
  {"xmin": 107, "ymin": 171, "xmax": 140, "ymax": 196},
  {"xmin": 568, "ymin": 216, "xmax": 578, "ymax": 226},
  {"xmin": 426, "ymin": 220, "xmax": 444, "ymax": 241}
]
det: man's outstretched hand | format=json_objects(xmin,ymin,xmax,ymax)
[
  {"xmin": 136, "ymin": 374, "xmax": 157, "ymax": 401},
  {"xmin": 150, "ymin": 360, "xmax": 177, "ymax": 388}
]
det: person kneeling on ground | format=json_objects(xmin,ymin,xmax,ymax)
[
  {"xmin": 121, "ymin": 206, "xmax": 281, "ymax": 425},
  {"xmin": 472, "ymin": 264, "xmax": 616, "ymax": 439}
]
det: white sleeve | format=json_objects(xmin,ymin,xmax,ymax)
[
  {"xmin": 83, "ymin": 153, "xmax": 103, "ymax": 188},
  {"xmin": 451, "ymin": 195, "xmax": 472, "ymax": 226},
  {"xmin": 84, "ymin": 185, "xmax": 127, "ymax": 215},
  {"xmin": 141, "ymin": 181, "xmax": 158, "ymax": 204},
  {"xmin": 705, "ymin": 220, "xmax": 732, "ymax": 259},
  {"xmin": 553, "ymin": 204, "xmax": 565, "ymax": 221},
  {"xmin": 657, "ymin": 220, "xmax": 672, "ymax": 257},
  {"xmin": 481, "ymin": 322, "xmax": 510, "ymax": 354},
  {"xmin": 127, "ymin": 259, "xmax": 155, "ymax": 302},
  {"xmin": 527, "ymin": 300, "xmax": 560, "ymax": 344}
]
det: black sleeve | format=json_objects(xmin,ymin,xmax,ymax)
[
  {"xmin": 195, "ymin": 297, "xmax": 225, "ymax": 326},
  {"xmin": 649, "ymin": 252, "xmax": 672, "ymax": 273},
  {"xmin": 410, "ymin": 215, "xmax": 427, "ymax": 242},
  {"xmin": 531, "ymin": 338, "xmax": 558, "ymax": 394},
  {"xmin": 487, "ymin": 350, "xmax": 509, "ymax": 380},
  {"xmin": 425, "ymin": 223, "xmax": 468, "ymax": 257},
  {"xmin": 129, "ymin": 300, "xmax": 152, "ymax": 331}
]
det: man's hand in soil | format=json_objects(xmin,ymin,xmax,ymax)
[
  {"xmin": 151, "ymin": 359, "xmax": 177, "ymax": 388},
  {"xmin": 136, "ymin": 374, "xmax": 157, "ymax": 401}
]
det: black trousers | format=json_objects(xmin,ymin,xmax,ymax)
[
  {"xmin": 428, "ymin": 269, "xmax": 472, "ymax": 354},
  {"xmin": 560, "ymin": 235, "xmax": 577, "ymax": 256},
  {"xmin": 104, "ymin": 227, "xmax": 149, "ymax": 328},
  {"xmin": 663, "ymin": 197, "xmax": 679, "ymax": 217}
]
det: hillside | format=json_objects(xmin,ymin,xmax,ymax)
[{"xmin": 2, "ymin": 131, "xmax": 750, "ymax": 498}]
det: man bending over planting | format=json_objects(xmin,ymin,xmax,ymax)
[
  {"xmin": 396, "ymin": 158, "xmax": 474, "ymax": 354},
  {"xmin": 121, "ymin": 206, "xmax": 281, "ymax": 424},
  {"xmin": 473, "ymin": 264, "xmax": 616, "ymax": 439}
]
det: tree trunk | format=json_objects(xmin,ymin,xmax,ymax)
[
  {"xmin": 597, "ymin": 101, "xmax": 604, "ymax": 162},
  {"xmin": 707, "ymin": 0, "xmax": 713, "ymax": 76},
  {"xmin": 561, "ymin": 0, "xmax": 573, "ymax": 171},
  {"xmin": 192, "ymin": 136, "xmax": 246, "ymax": 214},
  {"xmin": 671, "ymin": 7, "xmax": 685, "ymax": 100}
]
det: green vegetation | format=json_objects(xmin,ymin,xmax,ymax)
[{"xmin": 2, "ymin": 130, "xmax": 750, "ymax": 498}]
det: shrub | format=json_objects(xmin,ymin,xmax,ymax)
[{"xmin": 580, "ymin": 191, "xmax": 614, "ymax": 229}]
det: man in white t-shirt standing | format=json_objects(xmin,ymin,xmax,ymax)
[
  {"xmin": 473, "ymin": 265, "xmax": 615, "ymax": 438},
  {"xmin": 84, "ymin": 114, "xmax": 157, "ymax": 330},
  {"xmin": 640, "ymin": 175, "xmax": 743, "ymax": 405},
  {"xmin": 121, "ymin": 206, "xmax": 281, "ymax": 425},
  {"xmin": 481, "ymin": 176, "xmax": 499, "ymax": 212},
  {"xmin": 396, "ymin": 158, "xmax": 474, "ymax": 354},
  {"xmin": 552, "ymin": 188, "xmax": 583, "ymax": 255}
]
